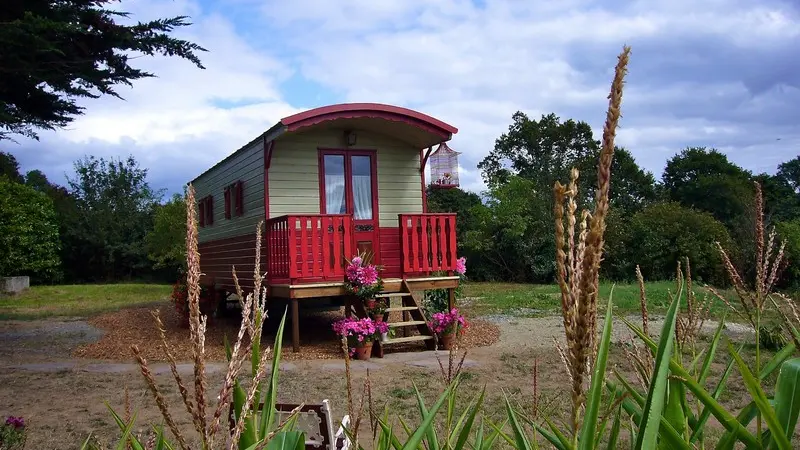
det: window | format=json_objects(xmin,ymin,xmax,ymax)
[
  {"xmin": 323, "ymin": 155, "xmax": 346, "ymax": 214},
  {"xmin": 199, "ymin": 195, "xmax": 214, "ymax": 227},
  {"xmin": 224, "ymin": 181, "xmax": 244, "ymax": 219}
]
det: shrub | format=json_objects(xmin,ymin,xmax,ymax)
[
  {"xmin": 627, "ymin": 202, "xmax": 735, "ymax": 285},
  {"xmin": 0, "ymin": 177, "xmax": 61, "ymax": 282}
]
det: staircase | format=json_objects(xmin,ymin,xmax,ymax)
[{"xmin": 342, "ymin": 280, "xmax": 433, "ymax": 357}]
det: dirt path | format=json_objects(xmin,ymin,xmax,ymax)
[{"xmin": 0, "ymin": 314, "xmax": 755, "ymax": 448}]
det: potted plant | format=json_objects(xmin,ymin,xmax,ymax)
[
  {"xmin": 344, "ymin": 253, "xmax": 384, "ymax": 312},
  {"xmin": 429, "ymin": 308, "xmax": 468, "ymax": 350},
  {"xmin": 171, "ymin": 277, "xmax": 217, "ymax": 327},
  {"xmin": 332, "ymin": 317, "xmax": 390, "ymax": 361},
  {"xmin": 370, "ymin": 299, "xmax": 388, "ymax": 323}
]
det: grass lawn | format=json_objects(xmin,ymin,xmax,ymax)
[
  {"xmin": 462, "ymin": 281, "xmax": 735, "ymax": 317},
  {"xmin": 0, "ymin": 284, "xmax": 171, "ymax": 320}
]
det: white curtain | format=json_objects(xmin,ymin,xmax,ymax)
[
  {"xmin": 325, "ymin": 175, "xmax": 346, "ymax": 214},
  {"xmin": 353, "ymin": 175, "xmax": 373, "ymax": 220}
]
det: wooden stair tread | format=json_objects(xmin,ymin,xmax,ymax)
[
  {"xmin": 384, "ymin": 335, "xmax": 433, "ymax": 344},
  {"xmin": 385, "ymin": 306, "xmax": 418, "ymax": 312},
  {"xmin": 389, "ymin": 320, "xmax": 426, "ymax": 328},
  {"xmin": 376, "ymin": 292, "xmax": 412, "ymax": 298}
]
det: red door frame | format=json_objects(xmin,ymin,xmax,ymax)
[{"xmin": 318, "ymin": 148, "xmax": 381, "ymax": 265}]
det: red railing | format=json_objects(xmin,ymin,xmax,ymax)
[
  {"xmin": 266, "ymin": 215, "xmax": 354, "ymax": 283},
  {"xmin": 399, "ymin": 214, "xmax": 457, "ymax": 275}
]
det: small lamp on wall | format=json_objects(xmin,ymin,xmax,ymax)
[{"xmin": 344, "ymin": 130, "xmax": 357, "ymax": 146}]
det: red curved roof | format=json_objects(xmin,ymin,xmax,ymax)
[{"xmin": 279, "ymin": 103, "xmax": 458, "ymax": 137}]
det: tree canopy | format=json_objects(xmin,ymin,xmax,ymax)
[{"xmin": 0, "ymin": 0, "xmax": 206, "ymax": 140}]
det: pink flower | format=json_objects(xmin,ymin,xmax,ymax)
[
  {"xmin": 455, "ymin": 257, "xmax": 467, "ymax": 275},
  {"xmin": 429, "ymin": 308, "xmax": 468, "ymax": 335}
]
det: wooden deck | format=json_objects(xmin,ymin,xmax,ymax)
[
  {"xmin": 267, "ymin": 275, "xmax": 460, "ymax": 352},
  {"xmin": 268, "ymin": 275, "xmax": 459, "ymax": 298}
]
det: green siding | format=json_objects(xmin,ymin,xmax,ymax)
[
  {"xmin": 193, "ymin": 139, "xmax": 265, "ymax": 243},
  {"xmin": 269, "ymin": 129, "xmax": 423, "ymax": 228}
]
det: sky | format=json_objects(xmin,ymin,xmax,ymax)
[{"xmin": 5, "ymin": 0, "xmax": 800, "ymax": 197}]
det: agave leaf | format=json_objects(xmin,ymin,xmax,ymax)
[
  {"xmin": 413, "ymin": 381, "xmax": 441, "ymax": 450},
  {"xmin": 224, "ymin": 333, "xmax": 233, "ymax": 362},
  {"xmin": 105, "ymin": 405, "xmax": 145, "ymax": 450},
  {"xmin": 473, "ymin": 420, "xmax": 485, "ymax": 450},
  {"xmin": 661, "ymin": 376, "xmax": 688, "ymax": 447},
  {"xmin": 577, "ymin": 291, "xmax": 616, "ymax": 450},
  {"xmin": 622, "ymin": 316, "xmax": 760, "ymax": 447},
  {"xmin": 373, "ymin": 418, "xmax": 404, "ymax": 450},
  {"xmin": 481, "ymin": 419, "xmax": 507, "ymax": 450},
  {"xmin": 771, "ymin": 358, "xmax": 800, "ymax": 450},
  {"xmin": 260, "ymin": 308, "xmax": 288, "ymax": 435},
  {"xmin": 728, "ymin": 342, "xmax": 791, "ymax": 449},
  {"xmin": 605, "ymin": 381, "xmax": 692, "ymax": 450},
  {"xmin": 613, "ymin": 370, "xmax": 645, "ymax": 406},
  {"xmin": 401, "ymin": 380, "xmax": 457, "ymax": 450},
  {"xmin": 605, "ymin": 404, "xmax": 622, "ymax": 450},
  {"xmin": 453, "ymin": 387, "xmax": 486, "ymax": 450},
  {"xmin": 233, "ymin": 379, "xmax": 258, "ymax": 449},
  {"xmin": 633, "ymin": 284, "xmax": 681, "ymax": 450},
  {"xmin": 488, "ymin": 419, "xmax": 517, "ymax": 448},
  {"xmin": 697, "ymin": 316, "xmax": 727, "ymax": 385},
  {"xmin": 505, "ymin": 395, "xmax": 534, "ymax": 450},
  {"xmin": 761, "ymin": 342, "xmax": 797, "ymax": 380},
  {"xmin": 242, "ymin": 431, "xmax": 306, "ymax": 450},
  {"xmin": 689, "ymin": 345, "xmax": 740, "ymax": 444}
]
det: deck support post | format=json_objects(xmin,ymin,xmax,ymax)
[
  {"xmin": 291, "ymin": 298, "xmax": 300, "ymax": 352},
  {"xmin": 448, "ymin": 287, "xmax": 456, "ymax": 310}
]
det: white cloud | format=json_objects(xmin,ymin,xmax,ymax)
[{"xmin": 10, "ymin": 0, "xmax": 800, "ymax": 199}]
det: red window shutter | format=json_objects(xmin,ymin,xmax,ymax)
[
  {"xmin": 206, "ymin": 196, "xmax": 214, "ymax": 225},
  {"xmin": 224, "ymin": 187, "xmax": 232, "ymax": 219},
  {"xmin": 235, "ymin": 180, "xmax": 244, "ymax": 216},
  {"xmin": 198, "ymin": 201, "xmax": 206, "ymax": 227}
]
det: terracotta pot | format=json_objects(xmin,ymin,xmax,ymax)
[
  {"xmin": 439, "ymin": 333, "xmax": 455, "ymax": 350},
  {"xmin": 372, "ymin": 313, "xmax": 385, "ymax": 323},
  {"xmin": 353, "ymin": 341, "xmax": 373, "ymax": 361}
]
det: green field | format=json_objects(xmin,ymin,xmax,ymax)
[
  {"xmin": 0, "ymin": 283, "xmax": 172, "ymax": 320},
  {"xmin": 0, "ymin": 281, "xmax": 736, "ymax": 321},
  {"xmin": 462, "ymin": 281, "xmax": 735, "ymax": 317}
]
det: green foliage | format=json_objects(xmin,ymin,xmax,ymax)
[
  {"xmin": 0, "ymin": 152, "xmax": 24, "ymax": 183},
  {"xmin": 466, "ymin": 176, "xmax": 554, "ymax": 282},
  {"xmin": 146, "ymin": 193, "xmax": 187, "ymax": 274},
  {"xmin": 775, "ymin": 220, "xmax": 800, "ymax": 290},
  {"xmin": 777, "ymin": 156, "xmax": 800, "ymax": 194},
  {"xmin": 0, "ymin": 0, "xmax": 206, "ymax": 140},
  {"xmin": 622, "ymin": 202, "xmax": 734, "ymax": 285},
  {"xmin": 64, "ymin": 155, "xmax": 162, "ymax": 281},
  {"xmin": 0, "ymin": 177, "xmax": 61, "ymax": 282}
]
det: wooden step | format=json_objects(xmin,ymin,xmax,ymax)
[
  {"xmin": 388, "ymin": 320, "xmax": 426, "ymax": 328},
  {"xmin": 376, "ymin": 292, "xmax": 412, "ymax": 298},
  {"xmin": 385, "ymin": 306, "xmax": 419, "ymax": 312},
  {"xmin": 383, "ymin": 335, "xmax": 433, "ymax": 344}
]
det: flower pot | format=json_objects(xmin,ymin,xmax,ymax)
[
  {"xmin": 439, "ymin": 333, "xmax": 455, "ymax": 350},
  {"xmin": 372, "ymin": 313, "xmax": 385, "ymax": 323},
  {"xmin": 354, "ymin": 341, "xmax": 373, "ymax": 361},
  {"xmin": 381, "ymin": 332, "xmax": 389, "ymax": 343}
]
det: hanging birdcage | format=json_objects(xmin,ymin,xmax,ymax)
[{"xmin": 429, "ymin": 142, "xmax": 460, "ymax": 189}]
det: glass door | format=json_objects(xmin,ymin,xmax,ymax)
[{"xmin": 320, "ymin": 150, "xmax": 380, "ymax": 264}]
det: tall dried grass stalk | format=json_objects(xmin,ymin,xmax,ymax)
[
  {"xmin": 553, "ymin": 45, "xmax": 630, "ymax": 434},
  {"xmin": 130, "ymin": 184, "xmax": 274, "ymax": 449},
  {"xmin": 714, "ymin": 181, "xmax": 787, "ymax": 327},
  {"xmin": 675, "ymin": 258, "xmax": 709, "ymax": 349},
  {"xmin": 635, "ymin": 265, "xmax": 649, "ymax": 336}
]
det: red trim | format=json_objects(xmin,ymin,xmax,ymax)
[
  {"xmin": 263, "ymin": 139, "xmax": 275, "ymax": 220},
  {"xmin": 281, "ymin": 103, "xmax": 458, "ymax": 137},
  {"xmin": 420, "ymin": 149, "xmax": 428, "ymax": 213}
]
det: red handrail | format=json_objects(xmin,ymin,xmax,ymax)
[
  {"xmin": 266, "ymin": 215, "xmax": 354, "ymax": 282},
  {"xmin": 399, "ymin": 214, "xmax": 457, "ymax": 275}
]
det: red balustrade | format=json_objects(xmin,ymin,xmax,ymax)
[
  {"xmin": 399, "ymin": 214, "xmax": 457, "ymax": 275},
  {"xmin": 266, "ymin": 215, "xmax": 354, "ymax": 283}
]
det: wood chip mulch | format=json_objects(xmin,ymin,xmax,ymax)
[{"xmin": 73, "ymin": 303, "xmax": 501, "ymax": 362}]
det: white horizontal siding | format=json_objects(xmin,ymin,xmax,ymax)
[{"xmin": 193, "ymin": 139, "xmax": 265, "ymax": 243}]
